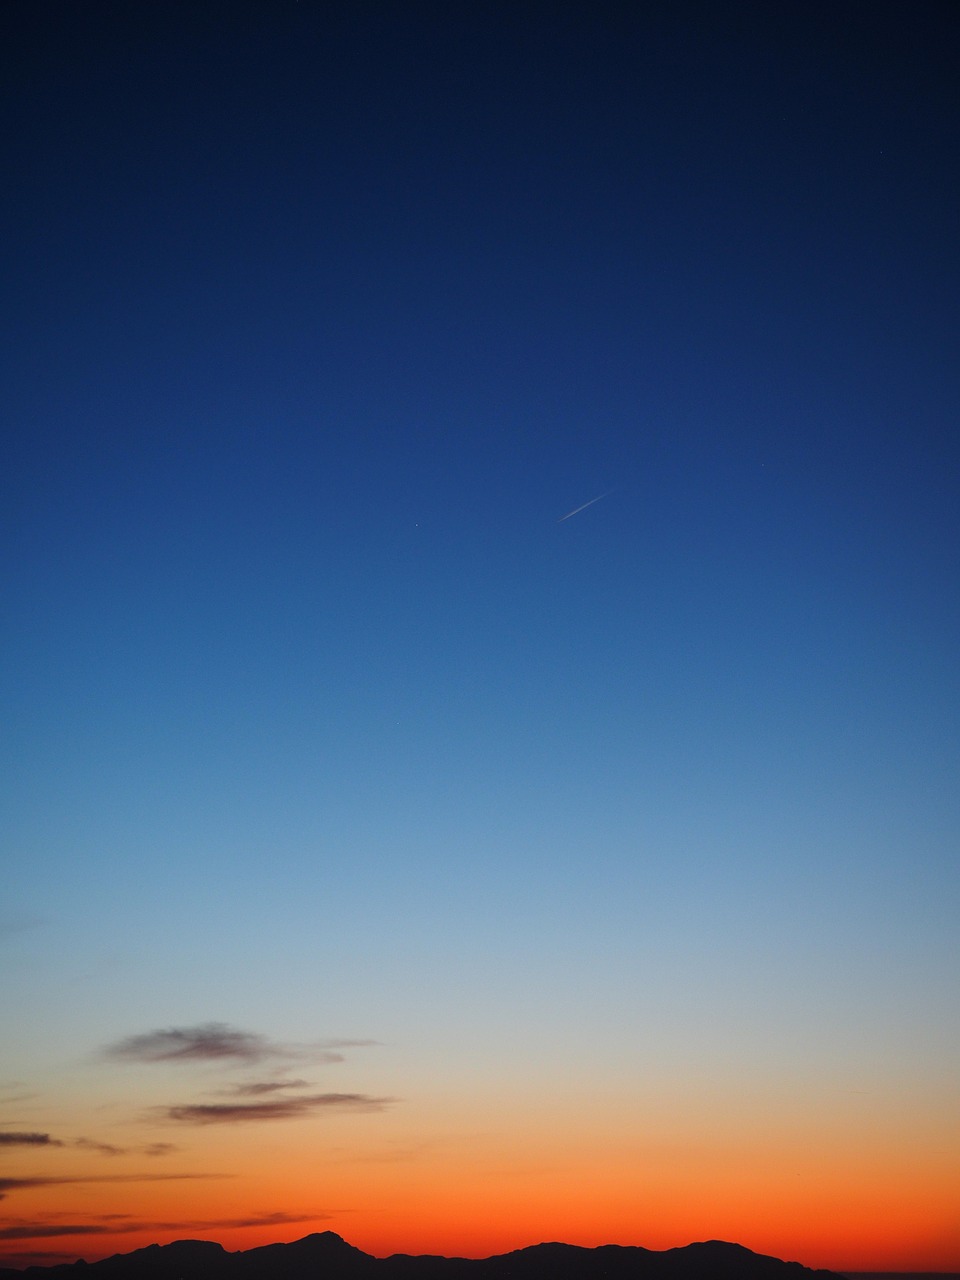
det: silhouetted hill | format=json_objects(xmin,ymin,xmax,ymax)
[{"xmin": 0, "ymin": 1232, "xmax": 847, "ymax": 1280}]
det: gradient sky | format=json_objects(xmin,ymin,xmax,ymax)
[{"xmin": 2, "ymin": 1, "xmax": 958, "ymax": 1272}]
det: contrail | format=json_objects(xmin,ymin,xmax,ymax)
[{"xmin": 557, "ymin": 491, "xmax": 610, "ymax": 522}]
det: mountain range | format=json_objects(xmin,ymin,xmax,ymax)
[{"xmin": 0, "ymin": 1231, "xmax": 847, "ymax": 1280}]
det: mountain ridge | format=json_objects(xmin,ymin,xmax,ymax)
[{"xmin": 0, "ymin": 1231, "xmax": 846, "ymax": 1280}]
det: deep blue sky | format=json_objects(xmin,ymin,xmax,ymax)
[{"xmin": 1, "ymin": 2, "xmax": 959, "ymax": 1267}]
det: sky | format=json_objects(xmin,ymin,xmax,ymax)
[{"xmin": 1, "ymin": 0, "xmax": 958, "ymax": 1272}]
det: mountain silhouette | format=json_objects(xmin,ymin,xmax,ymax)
[{"xmin": 0, "ymin": 1231, "xmax": 847, "ymax": 1280}]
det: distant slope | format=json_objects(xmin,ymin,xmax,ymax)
[{"xmin": 0, "ymin": 1231, "xmax": 848, "ymax": 1280}]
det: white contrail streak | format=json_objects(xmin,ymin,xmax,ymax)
[{"xmin": 557, "ymin": 491, "xmax": 610, "ymax": 522}]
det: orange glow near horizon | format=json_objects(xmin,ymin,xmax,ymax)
[
  {"xmin": 3, "ymin": 1137, "xmax": 957, "ymax": 1274},
  {"xmin": 3, "ymin": 1212, "xmax": 958, "ymax": 1276},
  {"xmin": 2, "ymin": 1038, "xmax": 956, "ymax": 1273}
]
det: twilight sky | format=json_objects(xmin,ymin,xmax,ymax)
[{"xmin": 1, "ymin": 1, "xmax": 958, "ymax": 1272}]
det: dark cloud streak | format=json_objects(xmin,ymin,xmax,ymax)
[
  {"xmin": 160, "ymin": 1093, "xmax": 392, "ymax": 1124},
  {"xmin": 0, "ymin": 1133, "xmax": 63, "ymax": 1147},
  {"xmin": 0, "ymin": 1173, "xmax": 229, "ymax": 1200},
  {"xmin": 218, "ymin": 1080, "xmax": 312, "ymax": 1097},
  {"xmin": 0, "ymin": 1210, "xmax": 328, "ymax": 1242},
  {"xmin": 0, "ymin": 1135, "xmax": 177, "ymax": 1157},
  {"xmin": 102, "ymin": 1024, "xmax": 377, "ymax": 1067},
  {"xmin": 0, "ymin": 1225, "xmax": 103, "ymax": 1240},
  {"xmin": 103, "ymin": 1024, "xmax": 272, "ymax": 1064}
]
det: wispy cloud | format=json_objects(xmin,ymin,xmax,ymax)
[
  {"xmin": 102, "ymin": 1023, "xmax": 377, "ymax": 1067},
  {"xmin": 159, "ymin": 1093, "xmax": 392, "ymax": 1125},
  {"xmin": 0, "ymin": 1173, "xmax": 229, "ymax": 1201},
  {"xmin": 73, "ymin": 1138, "xmax": 124, "ymax": 1156},
  {"xmin": 0, "ymin": 1178, "xmax": 72, "ymax": 1197},
  {"xmin": 219, "ymin": 1080, "xmax": 312, "ymax": 1097},
  {"xmin": 0, "ymin": 1224, "xmax": 103, "ymax": 1240},
  {"xmin": 0, "ymin": 1210, "xmax": 329, "ymax": 1243},
  {"xmin": 70, "ymin": 1138, "xmax": 179, "ymax": 1158},
  {"xmin": 171, "ymin": 1211, "xmax": 328, "ymax": 1231},
  {"xmin": 0, "ymin": 1131, "xmax": 168, "ymax": 1156},
  {"xmin": 0, "ymin": 1133, "xmax": 63, "ymax": 1148},
  {"xmin": 103, "ymin": 1023, "xmax": 275, "ymax": 1064}
]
